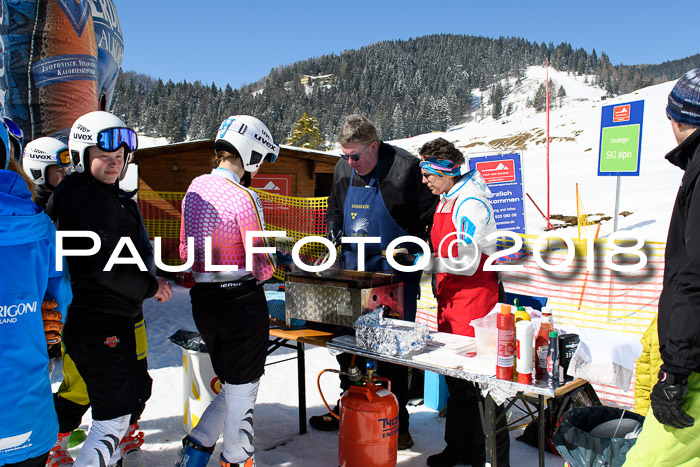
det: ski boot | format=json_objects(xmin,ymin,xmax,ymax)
[
  {"xmin": 220, "ymin": 453, "xmax": 255, "ymax": 467},
  {"xmin": 118, "ymin": 422, "xmax": 145, "ymax": 467},
  {"xmin": 175, "ymin": 436, "xmax": 214, "ymax": 467},
  {"xmin": 46, "ymin": 432, "xmax": 74, "ymax": 467}
]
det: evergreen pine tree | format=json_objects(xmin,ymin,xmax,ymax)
[
  {"xmin": 558, "ymin": 85, "xmax": 567, "ymax": 107},
  {"xmin": 533, "ymin": 83, "xmax": 546, "ymax": 111},
  {"xmin": 286, "ymin": 112, "xmax": 327, "ymax": 150},
  {"xmin": 490, "ymin": 83, "xmax": 504, "ymax": 119}
]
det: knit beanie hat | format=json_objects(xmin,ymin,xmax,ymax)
[{"xmin": 667, "ymin": 69, "xmax": 700, "ymax": 128}]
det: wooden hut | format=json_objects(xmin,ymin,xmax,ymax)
[{"xmin": 134, "ymin": 140, "xmax": 339, "ymax": 198}]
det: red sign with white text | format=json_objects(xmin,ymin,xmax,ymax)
[
  {"xmin": 475, "ymin": 160, "xmax": 516, "ymax": 183},
  {"xmin": 613, "ymin": 104, "xmax": 631, "ymax": 122},
  {"xmin": 250, "ymin": 175, "xmax": 291, "ymax": 196}
]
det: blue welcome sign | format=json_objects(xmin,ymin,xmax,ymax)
[{"xmin": 468, "ymin": 152, "xmax": 526, "ymax": 234}]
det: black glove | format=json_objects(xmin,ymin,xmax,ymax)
[
  {"xmin": 326, "ymin": 221, "xmax": 344, "ymax": 246},
  {"xmin": 650, "ymin": 370, "xmax": 695, "ymax": 429},
  {"xmin": 393, "ymin": 252, "xmax": 419, "ymax": 267}
]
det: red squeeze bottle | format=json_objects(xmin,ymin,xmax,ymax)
[{"xmin": 496, "ymin": 304, "xmax": 515, "ymax": 380}]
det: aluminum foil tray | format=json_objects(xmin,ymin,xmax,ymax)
[{"xmin": 354, "ymin": 309, "xmax": 428, "ymax": 357}]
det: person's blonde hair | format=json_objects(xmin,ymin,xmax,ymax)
[
  {"xmin": 7, "ymin": 158, "xmax": 36, "ymax": 200},
  {"xmin": 212, "ymin": 148, "xmax": 241, "ymax": 169},
  {"xmin": 337, "ymin": 114, "xmax": 379, "ymax": 146}
]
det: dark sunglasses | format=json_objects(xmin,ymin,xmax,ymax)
[
  {"xmin": 97, "ymin": 127, "xmax": 138, "ymax": 153},
  {"xmin": 340, "ymin": 145, "xmax": 369, "ymax": 161}
]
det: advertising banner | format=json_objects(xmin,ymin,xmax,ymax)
[
  {"xmin": 468, "ymin": 152, "xmax": 526, "ymax": 234},
  {"xmin": 598, "ymin": 100, "xmax": 644, "ymax": 176}
]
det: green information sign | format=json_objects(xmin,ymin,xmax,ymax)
[{"xmin": 599, "ymin": 124, "xmax": 640, "ymax": 173}]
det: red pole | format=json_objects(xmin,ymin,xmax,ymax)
[
  {"xmin": 526, "ymin": 193, "xmax": 556, "ymax": 231},
  {"xmin": 546, "ymin": 57, "xmax": 550, "ymax": 224}
]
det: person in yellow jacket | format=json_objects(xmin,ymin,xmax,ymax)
[{"xmin": 634, "ymin": 316, "xmax": 660, "ymax": 417}]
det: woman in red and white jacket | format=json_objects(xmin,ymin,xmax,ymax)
[
  {"xmin": 394, "ymin": 138, "xmax": 509, "ymax": 467},
  {"xmin": 178, "ymin": 115, "xmax": 279, "ymax": 467}
]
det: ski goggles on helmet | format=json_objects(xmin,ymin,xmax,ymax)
[
  {"xmin": 57, "ymin": 148, "xmax": 71, "ymax": 167},
  {"xmin": 96, "ymin": 127, "xmax": 138, "ymax": 153},
  {"xmin": 248, "ymin": 150, "xmax": 279, "ymax": 168},
  {"xmin": 419, "ymin": 158, "xmax": 461, "ymax": 177},
  {"xmin": 3, "ymin": 117, "xmax": 23, "ymax": 161},
  {"xmin": 0, "ymin": 123, "xmax": 9, "ymax": 170}
]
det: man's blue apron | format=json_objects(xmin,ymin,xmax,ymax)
[{"xmin": 341, "ymin": 167, "xmax": 421, "ymax": 321}]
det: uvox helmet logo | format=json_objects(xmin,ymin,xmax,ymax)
[
  {"xmin": 254, "ymin": 133, "xmax": 276, "ymax": 150},
  {"xmin": 104, "ymin": 336, "xmax": 120, "ymax": 348},
  {"xmin": 72, "ymin": 133, "xmax": 93, "ymax": 141},
  {"xmin": 29, "ymin": 153, "xmax": 53, "ymax": 160}
]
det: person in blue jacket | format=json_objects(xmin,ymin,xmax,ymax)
[{"xmin": 0, "ymin": 121, "xmax": 72, "ymax": 467}]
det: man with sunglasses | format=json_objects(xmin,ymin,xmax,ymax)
[
  {"xmin": 311, "ymin": 115, "xmax": 437, "ymax": 449},
  {"xmin": 49, "ymin": 111, "xmax": 171, "ymax": 467}
]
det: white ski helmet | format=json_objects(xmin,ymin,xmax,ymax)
[
  {"xmin": 215, "ymin": 115, "xmax": 279, "ymax": 172},
  {"xmin": 22, "ymin": 137, "xmax": 69, "ymax": 187},
  {"xmin": 69, "ymin": 111, "xmax": 138, "ymax": 180}
]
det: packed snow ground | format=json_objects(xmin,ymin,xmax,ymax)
[
  {"xmin": 53, "ymin": 67, "xmax": 684, "ymax": 465},
  {"xmin": 52, "ymin": 283, "xmax": 564, "ymax": 466}
]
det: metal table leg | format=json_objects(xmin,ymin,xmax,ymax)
[
  {"xmin": 538, "ymin": 394, "xmax": 545, "ymax": 467},
  {"xmin": 297, "ymin": 341, "xmax": 307, "ymax": 435},
  {"xmin": 480, "ymin": 394, "xmax": 498, "ymax": 467}
]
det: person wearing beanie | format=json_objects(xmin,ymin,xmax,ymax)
[{"xmin": 624, "ymin": 69, "xmax": 700, "ymax": 465}]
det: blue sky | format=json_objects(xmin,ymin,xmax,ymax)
[{"xmin": 118, "ymin": 0, "xmax": 697, "ymax": 89}]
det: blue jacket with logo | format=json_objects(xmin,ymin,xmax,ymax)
[{"xmin": 0, "ymin": 170, "xmax": 71, "ymax": 466}]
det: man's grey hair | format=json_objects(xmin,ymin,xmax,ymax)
[{"xmin": 337, "ymin": 114, "xmax": 380, "ymax": 145}]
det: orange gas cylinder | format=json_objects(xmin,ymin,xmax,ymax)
[{"xmin": 338, "ymin": 383, "xmax": 399, "ymax": 467}]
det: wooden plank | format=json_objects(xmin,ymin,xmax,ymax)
[
  {"xmin": 269, "ymin": 326, "xmax": 336, "ymax": 345},
  {"xmin": 554, "ymin": 378, "xmax": 588, "ymax": 396}
]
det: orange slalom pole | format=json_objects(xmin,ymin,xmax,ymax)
[{"xmin": 577, "ymin": 222, "xmax": 602, "ymax": 310}]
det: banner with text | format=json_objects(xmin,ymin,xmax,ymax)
[
  {"xmin": 468, "ymin": 152, "xmax": 526, "ymax": 234},
  {"xmin": 598, "ymin": 100, "xmax": 644, "ymax": 176}
]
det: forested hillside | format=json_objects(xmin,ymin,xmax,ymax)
[{"xmin": 110, "ymin": 34, "xmax": 700, "ymax": 144}]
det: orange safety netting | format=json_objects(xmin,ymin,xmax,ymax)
[
  {"xmin": 137, "ymin": 189, "xmax": 330, "ymax": 279},
  {"xmin": 415, "ymin": 233, "xmax": 664, "ymax": 408},
  {"xmin": 502, "ymin": 234, "xmax": 663, "ymax": 408},
  {"xmin": 140, "ymin": 189, "xmax": 663, "ymax": 407}
]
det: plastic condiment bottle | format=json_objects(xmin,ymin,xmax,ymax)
[
  {"xmin": 513, "ymin": 298, "xmax": 531, "ymax": 324},
  {"xmin": 512, "ymin": 298, "xmax": 531, "ymax": 381},
  {"xmin": 515, "ymin": 319, "xmax": 534, "ymax": 384},
  {"xmin": 546, "ymin": 330, "xmax": 560, "ymax": 387},
  {"xmin": 535, "ymin": 306, "xmax": 554, "ymax": 383},
  {"xmin": 496, "ymin": 304, "xmax": 515, "ymax": 380}
]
